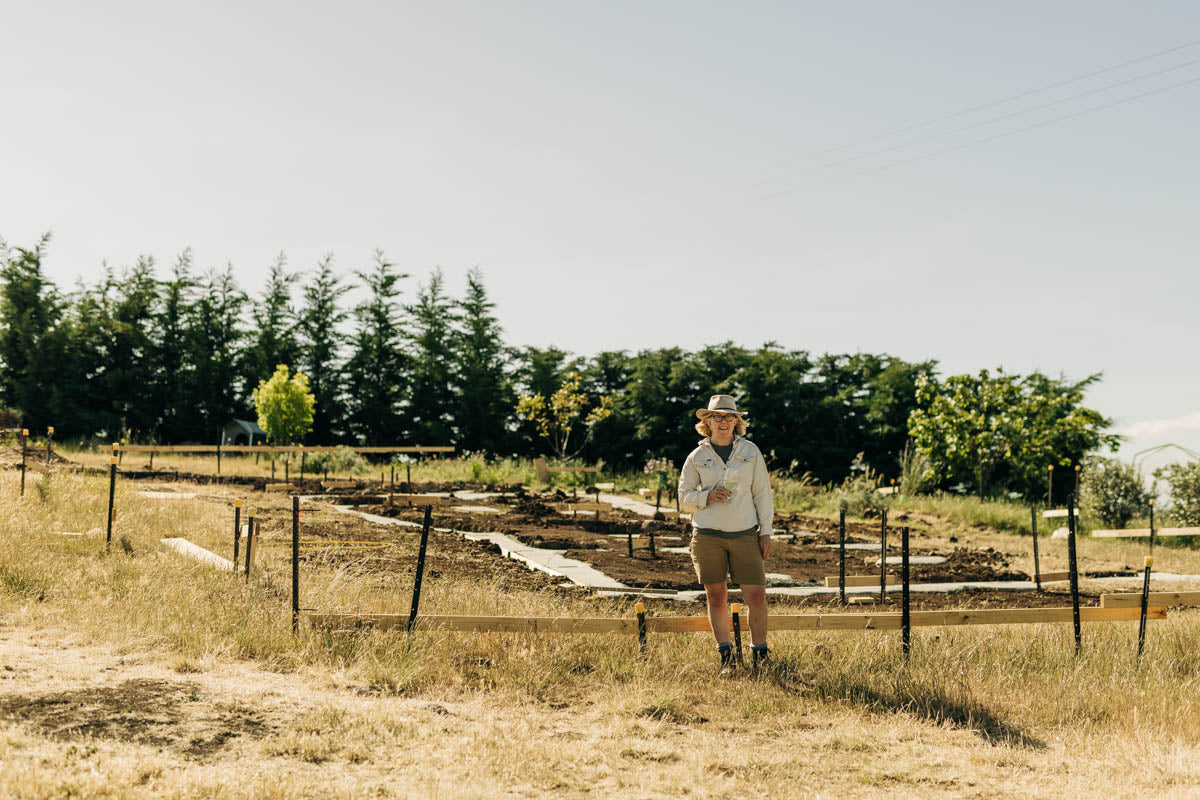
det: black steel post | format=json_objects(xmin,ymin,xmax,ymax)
[
  {"xmin": 285, "ymin": 456, "xmax": 289, "ymax": 485},
  {"xmin": 838, "ymin": 506, "xmax": 846, "ymax": 605},
  {"xmin": 1031, "ymin": 505, "xmax": 1042, "ymax": 592},
  {"xmin": 406, "ymin": 463, "xmax": 412, "ymax": 491},
  {"xmin": 216, "ymin": 432, "xmax": 221, "ymax": 475},
  {"xmin": 1138, "ymin": 556, "xmax": 1153, "ymax": 662},
  {"xmin": 1047, "ymin": 464, "xmax": 1054, "ymax": 508},
  {"xmin": 244, "ymin": 511, "xmax": 255, "ymax": 581},
  {"xmin": 106, "ymin": 456, "xmax": 117, "ymax": 549},
  {"xmin": 901, "ymin": 525, "xmax": 911, "ymax": 656},
  {"xmin": 1067, "ymin": 493, "xmax": 1082, "ymax": 654},
  {"xmin": 407, "ymin": 506, "xmax": 433, "ymax": 633},
  {"xmin": 19, "ymin": 429, "xmax": 27, "ymax": 496},
  {"xmin": 1149, "ymin": 499, "xmax": 1156, "ymax": 555},
  {"xmin": 731, "ymin": 603, "xmax": 744, "ymax": 667},
  {"xmin": 655, "ymin": 486, "xmax": 661, "ymax": 516},
  {"xmin": 391, "ymin": 464, "xmax": 395, "ymax": 491},
  {"xmin": 45, "ymin": 427, "xmax": 53, "ymax": 467},
  {"xmin": 627, "ymin": 529, "xmax": 634, "ymax": 558},
  {"xmin": 636, "ymin": 602, "xmax": 647, "ymax": 658},
  {"xmin": 880, "ymin": 507, "xmax": 888, "ymax": 604},
  {"xmin": 292, "ymin": 495, "xmax": 300, "ymax": 634},
  {"xmin": 233, "ymin": 500, "xmax": 242, "ymax": 567}
]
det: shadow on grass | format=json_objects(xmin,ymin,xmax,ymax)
[{"xmin": 758, "ymin": 658, "xmax": 1045, "ymax": 750}]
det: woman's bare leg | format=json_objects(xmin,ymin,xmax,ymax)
[
  {"xmin": 704, "ymin": 582, "xmax": 731, "ymax": 643},
  {"xmin": 740, "ymin": 584, "xmax": 768, "ymax": 647}
]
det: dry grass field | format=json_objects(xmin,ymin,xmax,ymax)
[{"xmin": 3, "ymin": 460, "xmax": 1200, "ymax": 798}]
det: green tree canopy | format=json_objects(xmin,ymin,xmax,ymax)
[
  {"xmin": 909, "ymin": 369, "xmax": 1118, "ymax": 499},
  {"xmin": 252, "ymin": 364, "xmax": 315, "ymax": 444}
]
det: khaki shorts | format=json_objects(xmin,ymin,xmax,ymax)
[{"xmin": 689, "ymin": 532, "xmax": 767, "ymax": 586}]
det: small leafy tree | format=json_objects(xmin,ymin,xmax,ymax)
[
  {"xmin": 515, "ymin": 371, "xmax": 612, "ymax": 459},
  {"xmin": 1080, "ymin": 456, "xmax": 1151, "ymax": 528},
  {"xmin": 252, "ymin": 364, "xmax": 315, "ymax": 444},
  {"xmin": 1160, "ymin": 461, "xmax": 1200, "ymax": 525}
]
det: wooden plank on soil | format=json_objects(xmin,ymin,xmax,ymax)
[
  {"xmin": 825, "ymin": 575, "xmax": 899, "ymax": 587},
  {"xmin": 555, "ymin": 503, "xmax": 612, "ymax": 513},
  {"xmin": 386, "ymin": 494, "xmax": 456, "ymax": 506},
  {"xmin": 265, "ymin": 483, "xmax": 296, "ymax": 492},
  {"xmin": 24, "ymin": 460, "xmax": 49, "ymax": 474},
  {"xmin": 108, "ymin": 444, "xmax": 455, "ymax": 454},
  {"xmin": 1091, "ymin": 527, "xmax": 1200, "ymax": 538},
  {"xmin": 1038, "ymin": 571, "xmax": 1071, "ymax": 582},
  {"xmin": 1100, "ymin": 591, "xmax": 1200, "ymax": 608},
  {"xmin": 322, "ymin": 480, "xmax": 358, "ymax": 490},
  {"xmin": 1042, "ymin": 509, "xmax": 1075, "ymax": 518}
]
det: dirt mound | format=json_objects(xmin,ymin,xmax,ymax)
[{"xmin": 0, "ymin": 446, "xmax": 73, "ymax": 468}]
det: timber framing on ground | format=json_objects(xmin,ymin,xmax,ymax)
[
  {"xmin": 103, "ymin": 444, "xmax": 456, "ymax": 454},
  {"xmin": 307, "ymin": 606, "xmax": 1165, "ymax": 633}
]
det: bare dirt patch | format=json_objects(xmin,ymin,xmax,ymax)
[{"xmin": 0, "ymin": 678, "xmax": 270, "ymax": 758}]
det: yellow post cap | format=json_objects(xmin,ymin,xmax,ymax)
[
  {"xmin": 730, "ymin": 602, "xmax": 741, "ymax": 614},
  {"xmin": 1048, "ymin": 464, "xmax": 1054, "ymax": 470},
  {"xmin": 1144, "ymin": 556, "xmax": 1154, "ymax": 568},
  {"xmin": 112, "ymin": 442, "xmax": 120, "ymax": 450},
  {"xmin": 109, "ymin": 456, "xmax": 118, "ymax": 465},
  {"xmin": 1075, "ymin": 465, "xmax": 1080, "ymax": 472},
  {"xmin": 235, "ymin": 498, "xmax": 243, "ymax": 508},
  {"xmin": 634, "ymin": 602, "xmax": 646, "ymax": 614},
  {"xmin": 247, "ymin": 507, "xmax": 256, "ymax": 517},
  {"xmin": 21, "ymin": 428, "xmax": 28, "ymax": 436},
  {"xmin": 47, "ymin": 426, "xmax": 54, "ymax": 435},
  {"xmin": 1149, "ymin": 498, "xmax": 1156, "ymax": 506}
]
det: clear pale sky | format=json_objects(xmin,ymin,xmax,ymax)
[{"xmin": 3, "ymin": 1, "xmax": 1198, "ymax": 470}]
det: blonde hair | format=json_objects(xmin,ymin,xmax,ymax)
[{"xmin": 695, "ymin": 415, "xmax": 748, "ymax": 438}]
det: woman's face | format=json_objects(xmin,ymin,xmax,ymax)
[{"xmin": 707, "ymin": 413, "xmax": 737, "ymax": 445}]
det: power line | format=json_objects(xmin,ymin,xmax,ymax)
[
  {"xmin": 758, "ymin": 73, "xmax": 1200, "ymax": 200},
  {"xmin": 771, "ymin": 55, "xmax": 1200, "ymax": 182},
  {"xmin": 768, "ymin": 37, "xmax": 1200, "ymax": 169}
]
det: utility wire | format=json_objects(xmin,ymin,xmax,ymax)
[
  {"xmin": 769, "ymin": 37, "xmax": 1200, "ymax": 168},
  {"xmin": 774, "ymin": 55, "xmax": 1200, "ymax": 181},
  {"xmin": 759, "ymin": 73, "xmax": 1200, "ymax": 200}
]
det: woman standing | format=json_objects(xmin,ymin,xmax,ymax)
[{"xmin": 678, "ymin": 394, "xmax": 774, "ymax": 673}]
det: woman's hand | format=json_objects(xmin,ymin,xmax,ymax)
[
  {"xmin": 759, "ymin": 534, "xmax": 772, "ymax": 559},
  {"xmin": 706, "ymin": 485, "xmax": 731, "ymax": 504}
]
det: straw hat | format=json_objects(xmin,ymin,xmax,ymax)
[{"xmin": 695, "ymin": 394, "xmax": 748, "ymax": 420}]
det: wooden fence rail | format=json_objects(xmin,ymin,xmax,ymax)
[
  {"xmin": 307, "ymin": 606, "xmax": 1163, "ymax": 634},
  {"xmin": 100, "ymin": 445, "xmax": 455, "ymax": 455}
]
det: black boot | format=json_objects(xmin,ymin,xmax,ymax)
[
  {"xmin": 751, "ymin": 644, "xmax": 769, "ymax": 671},
  {"xmin": 718, "ymin": 642, "xmax": 735, "ymax": 676}
]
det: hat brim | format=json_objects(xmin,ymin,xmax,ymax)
[{"xmin": 696, "ymin": 409, "xmax": 748, "ymax": 420}]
